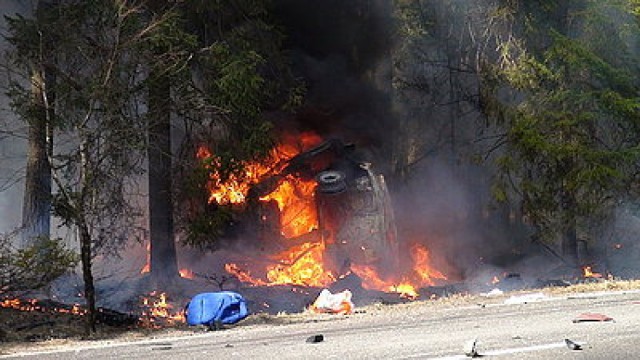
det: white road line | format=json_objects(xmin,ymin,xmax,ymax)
[
  {"xmin": 0, "ymin": 332, "xmax": 215, "ymax": 358},
  {"xmin": 404, "ymin": 341, "xmax": 585, "ymax": 359}
]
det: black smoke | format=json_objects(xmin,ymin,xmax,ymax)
[{"xmin": 273, "ymin": 0, "xmax": 395, "ymax": 165}]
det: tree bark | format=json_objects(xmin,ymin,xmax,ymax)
[
  {"xmin": 79, "ymin": 220, "xmax": 96, "ymax": 334},
  {"xmin": 561, "ymin": 188, "xmax": 579, "ymax": 268},
  {"xmin": 21, "ymin": 69, "xmax": 52, "ymax": 247},
  {"xmin": 148, "ymin": 70, "xmax": 178, "ymax": 280},
  {"xmin": 78, "ymin": 138, "xmax": 96, "ymax": 335}
]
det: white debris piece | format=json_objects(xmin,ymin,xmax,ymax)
[
  {"xmin": 309, "ymin": 289, "xmax": 354, "ymax": 314},
  {"xmin": 482, "ymin": 288, "xmax": 504, "ymax": 297},
  {"xmin": 504, "ymin": 292, "xmax": 548, "ymax": 304}
]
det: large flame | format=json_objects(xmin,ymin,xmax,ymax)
[
  {"xmin": 265, "ymin": 242, "xmax": 334, "ymax": 287},
  {"xmin": 205, "ymin": 133, "xmax": 331, "ymax": 287},
  {"xmin": 199, "ymin": 133, "xmax": 447, "ymax": 299}
]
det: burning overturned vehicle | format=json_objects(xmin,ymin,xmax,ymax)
[{"xmin": 189, "ymin": 133, "xmax": 446, "ymax": 299}]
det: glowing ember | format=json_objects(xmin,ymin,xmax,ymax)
[
  {"xmin": 582, "ymin": 266, "xmax": 602, "ymax": 279},
  {"xmin": 1, "ymin": 298, "xmax": 86, "ymax": 315},
  {"xmin": 140, "ymin": 242, "xmax": 151, "ymax": 274},
  {"xmin": 179, "ymin": 268, "xmax": 195, "ymax": 279}
]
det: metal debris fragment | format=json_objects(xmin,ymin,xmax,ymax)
[
  {"xmin": 464, "ymin": 338, "xmax": 479, "ymax": 357},
  {"xmin": 306, "ymin": 334, "xmax": 324, "ymax": 343},
  {"xmin": 564, "ymin": 338, "xmax": 582, "ymax": 350}
]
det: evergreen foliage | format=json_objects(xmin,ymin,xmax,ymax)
[
  {"xmin": 485, "ymin": 1, "xmax": 640, "ymax": 256},
  {"xmin": 0, "ymin": 234, "xmax": 77, "ymax": 293},
  {"xmin": 174, "ymin": 0, "xmax": 300, "ymax": 248}
]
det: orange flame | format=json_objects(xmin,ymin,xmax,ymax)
[
  {"xmin": 582, "ymin": 266, "xmax": 602, "ymax": 279},
  {"xmin": 225, "ymin": 243, "xmax": 335, "ymax": 287},
  {"xmin": 411, "ymin": 244, "xmax": 447, "ymax": 286},
  {"xmin": 394, "ymin": 283, "xmax": 419, "ymax": 300},
  {"xmin": 139, "ymin": 291, "xmax": 184, "ymax": 327},
  {"xmin": 259, "ymin": 176, "xmax": 318, "ymax": 238},
  {"xmin": 140, "ymin": 242, "xmax": 150, "ymax": 274},
  {"xmin": 224, "ymin": 263, "xmax": 268, "ymax": 286},
  {"xmin": 1, "ymin": 298, "xmax": 87, "ymax": 315},
  {"xmin": 203, "ymin": 133, "xmax": 337, "ymax": 287},
  {"xmin": 265, "ymin": 242, "xmax": 334, "ymax": 287},
  {"xmin": 200, "ymin": 133, "xmax": 448, "ymax": 300},
  {"xmin": 351, "ymin": 243, "xmax": 445, "ymax": 299},
  {"xmin": 351, "ymin": 265, "xmax": 418, "ymax": 298},
  {"xmin": 179, "ymin": 268, "xmax": 195, "ymax": 279},
  {"xmin": 198, "ymin": 133, "xmax": 322, "ymax": 207}
]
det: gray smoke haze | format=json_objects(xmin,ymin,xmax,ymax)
[{"xmin": 0, "ymin": 1, "xmax": 33, "ymax": 234}]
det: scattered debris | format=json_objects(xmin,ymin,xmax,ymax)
[
  {"xmin": 504, "ymin": 292, "xmax": 548, "ymax": 305},
  {"xmin": 572, "ymin": 313, "xmax": 613, "ymax": 323},
  {"xmin": 150, "ymin": 343, "xmax": 173, "ymax": 351},
  {"xmin": 306, "ymin": 334, "xmax": 324, "ymax": 343},
  {"xmin": 151, "ymin": 346, "xmax": 173, "ymax": 351},
  {"xmin": 534, "ymin": 279, "xmax": 571, "ymax": 288},
  {"xmin": 564, "ymin": 338, "xmax": 582, "ymax": 350},
  {"xmin": 464, "ymin": 338, "xmax": 479, "ymax": 357},
  {"xmin": 309, "ymin": 289, "xmax": 354, "ymax": 314}
]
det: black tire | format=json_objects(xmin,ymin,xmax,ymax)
[{"xmin": 316, "ymin": 170, "xmax": 347, "ymax": 194}]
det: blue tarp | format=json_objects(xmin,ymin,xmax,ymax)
[{"xmin": 185, "ymin": 291, "xmax": 249, "ymax": 326}]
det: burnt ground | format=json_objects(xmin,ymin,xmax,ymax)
[{"xmin": 2, "ymin": 279, "xmax": 640, "ymax": 356}]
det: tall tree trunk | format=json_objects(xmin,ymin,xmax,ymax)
[
  {"xmin": 561, "ymin": 189, "xmax": 579, "ymax": 268},
  {"xmin": 78, "ymin": 139, "xmax": 96, "ymax": 334},
  {"xmin": 21, "ymin": 68, "xmax": 52, "ymax": 247},
  {"xmin": 148, "ymin": 70, "xmax": 178, "ymax": 280},
  {"xmin": 79, "ymin": 221, "xmax": 96, "ymax": 334}
]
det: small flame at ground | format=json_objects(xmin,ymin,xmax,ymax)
[
  {"xmin": 179, "ymin": 268, "xmax": 195, "ymax": 279},
  {"xmin": 139, "ymin": 291, "xmax": 184, "ymax": 327},
  {"xmin": 350, "ymin": 243, "xmax": 446, "ymax": 299},
  {"xmin": 411, "ymin": 243, "xmax": 447, "ymax": 286},
  {"xmin": 1, "ymin": 297, "xmax": 86, "ymax": 315},
  {"xmin": 582, "ymin": 266, "xmax": 602, "ymax": 279}
]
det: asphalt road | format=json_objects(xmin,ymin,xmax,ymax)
[{"xmin": 3, "ymin": 289, "xmax": 640, "ymax": 359}]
